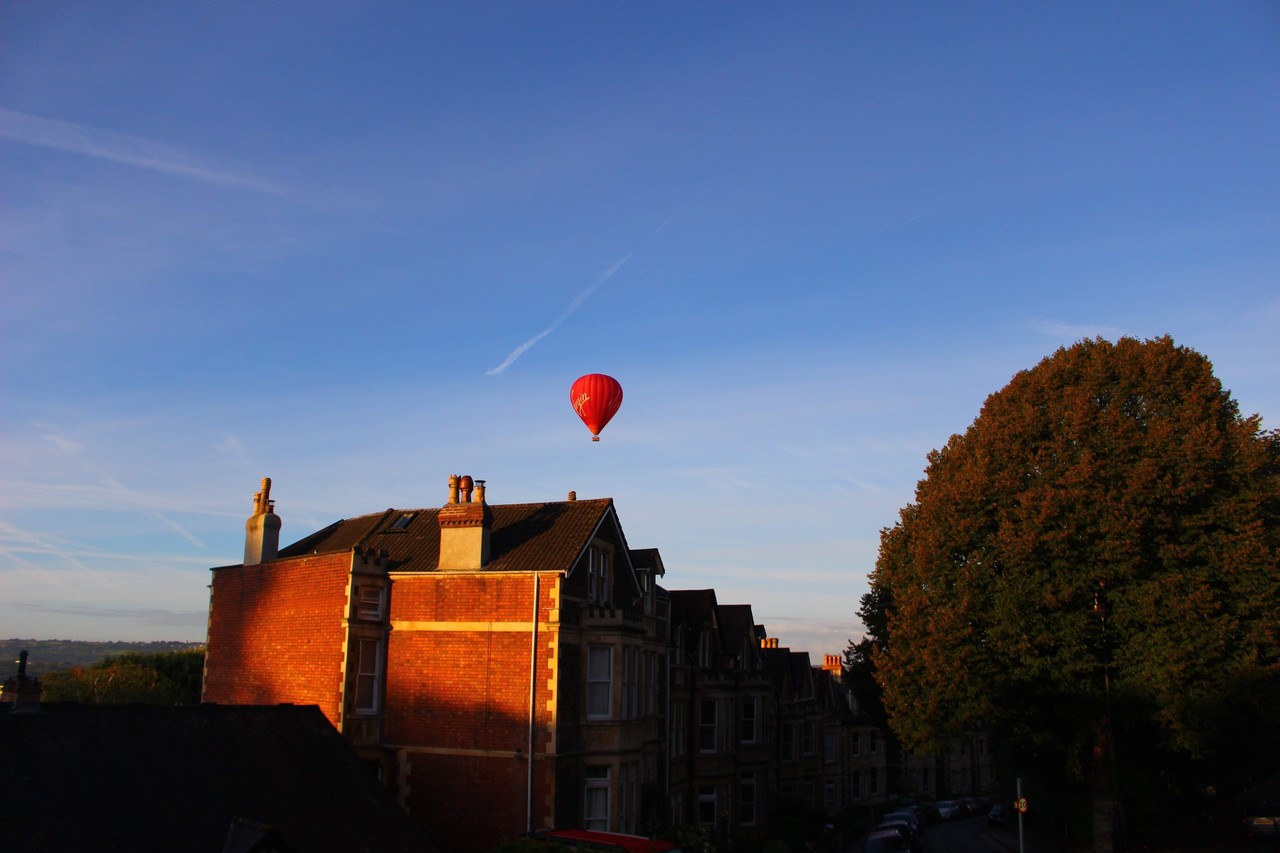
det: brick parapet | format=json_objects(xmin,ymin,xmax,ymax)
[{"xmin": 204, "ymin": 553, "xmax": 351, "ymax": 725}]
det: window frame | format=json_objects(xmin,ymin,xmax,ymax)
[
  {"xmin": 587, "ymin": 645, "xmax": 613, "ymax": 719},
  {"xmin": 626, "ymin": 646, "xmax": 640, "ymax": 719},
  {"xmin": 740, "ymin": 772, "xmax": 757, "ymax": 826},
  {"xmin": 352, "ymin": 637, "xmax": 382, "ymax": 714},
  {"xmin": 645, "ymin": 651, "xmax": 657, "ymax": 715},
  {"xmin": 587, "ymin": 545, "xmax": 611, "ymax": 605},
  {"xmin": 357, "ymin": 586, "xmax": 384, "ymax": 621},
  {"xmin": 740, "ymin": 696, "xmax": 758, "ymax": 744},
  {"xmin": 697, "ymin": 786, "xmax": 717, "ymax": 827},
  {"xmin": 698, "ymin": 628, "xmax": 714, "ymax": 668},
  {"xmin": 671, "ymin": 698, "xmax": 688, "ymax": 757},
  {"xmin": 698, "ymin": 698, "xmax": 718, "ymax": 753},
  {"xmin": 584, "ymin": 766, "xmax": 610, "ymax": 831}
]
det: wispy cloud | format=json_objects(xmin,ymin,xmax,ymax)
[
  {"xmin": 13, "ymin": 602, "xmax": 207, "ymax": 629},
  {"xmin": 1, "ymin": 428, "xmax": 214, "ymax": 548},
  {"xmin": 0, "ymin": 107, "xmax": 291, "ymax": 197},
  {"xmin": 486, "ymin": 252, "xmax": 634, "ymax": 375}
]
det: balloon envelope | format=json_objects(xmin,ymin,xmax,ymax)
[{"xmin": 570, "ymin": 374, "xmax": 623, "ymax": 441}]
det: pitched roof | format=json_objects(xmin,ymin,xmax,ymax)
[
  {"xmin": 716, "ymin": 604, "xmax": 757, "ymax": 645},
  {"xmin": 762, "ymin": 646, "xmax": 789, "ymax": 684},
  {"xmin": 761, "ymin": 646, "xmax": 817, "ymax": 699},
  {"xmin": 0, "ymin": 702, "xmax": 433, "ymax": 852},
  {"xmin": 813, "ymin": 667, "xmax": 859, "ymax": 722},
  {"xmin": 788, "ymin": 650, "xmax": 815, "ymax": 694},
  {"xmin": 628, "ymin": 547, "xmax": 665, "ymax": 576},
  {"xmin": 270, "ymin": 498, "xmax": 616, "ymax": 573},
  {"xmin": 668, "ymin": 589, "xmax": 718, "ymax": 627}
]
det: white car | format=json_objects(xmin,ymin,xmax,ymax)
[{"xmin": 936, "ymin": 800, "xmax": 960, "ymax": 820}]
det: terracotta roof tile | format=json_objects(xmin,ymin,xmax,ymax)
[{"xmin": 275, "ymin": 498, "xmax": 615, "ymax": 573}]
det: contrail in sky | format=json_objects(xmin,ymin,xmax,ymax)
[
  {"xmin": 486, "ymin": 214, "xmax": 676, "ymax": 376},
  {"xmin": 486, "ymin": 253, "xmax": 633, "ymax": 376},
  {"xmin": 0, "ymin": 107, "xmax": 290, "ymax": 196}
]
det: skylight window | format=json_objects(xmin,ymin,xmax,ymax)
[{"xmin": 388, "ymin": 512, "xmax": 416, "ymax": 531}]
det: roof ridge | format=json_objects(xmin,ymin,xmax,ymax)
[{"xmin": 338, "ymin": 497, "xmax": 614, "ymax": 518}]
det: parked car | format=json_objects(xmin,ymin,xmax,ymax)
[
  {"xmin": 1243, "ymin": 797, "xmax": 1280, "ymax": 840},
  {"xmin": 896, "ymin": 798, "xmax": 939, "ymax": 825},
  {"xmin": 935, "ymin": 800, "xmax": 960, "ymax": 820},
  {"xmin": 882, "ymin": 810, "xmax": 921, "ymax": 833},
  {"xmin": 988, "ymin": 804, "xmax": 1007, "ymax": 826},
  {"xmin": 876, "ymin": 820, "xmax": 922, "ymax": 853},
  {"xmin": 863, "ymin": 829, "xmax": 911, "ymax": 853}
]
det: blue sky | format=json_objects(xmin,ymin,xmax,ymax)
[{"xmin": 2, "ymin": 3, "xmax": 1277, "ymax": 656}]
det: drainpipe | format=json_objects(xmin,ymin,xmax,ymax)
[
  {"xmin": 527, "ymin": 572, "xmax": 540, "ymax": 832},
  {"xmin": 664, "ymin": 625, "xmax": 672, "ymax": 830}
]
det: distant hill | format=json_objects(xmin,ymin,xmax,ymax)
[{"xmin": 0, "ymin": 639, "xmax": 204, "ymax": 675}]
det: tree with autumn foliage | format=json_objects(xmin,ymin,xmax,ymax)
[
  {"xmin": 41, "ymin": 649, "xmax": 204, "ymax": 705},
  {"xmin": 862, "ymin": 337, "xmax": 1280, "ymax": 841}
]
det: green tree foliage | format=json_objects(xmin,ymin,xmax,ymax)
[
  {"xmin": 845, "ymin": 583, "xmax": 895, "ymax": 729},
  {"xmin": 865, "ymin": 337, "xmax": 1279, "ymax": 829},
  {"xmin": 41, "ymin": 649, "xmax": 205, "ymax": 705}
]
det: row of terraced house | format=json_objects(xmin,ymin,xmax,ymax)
[{"xmin": 202, "ymin": 475, "xmax": 990, "ymax": 852}]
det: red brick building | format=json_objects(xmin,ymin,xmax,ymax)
[{"xmin": 204, "ymin": 475, "xmax": 669, "ymax": 853}]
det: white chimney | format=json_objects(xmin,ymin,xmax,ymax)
[{"xmin": 244, "ymin": 477, "xmax": 281, "ymax": 565}]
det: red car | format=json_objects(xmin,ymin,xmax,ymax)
[{"xmin": 527, "ymin": 829, "xmax": 683, "ymax": 852}]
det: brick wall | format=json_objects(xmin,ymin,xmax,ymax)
[
  {"xmin": 204, "ymin": 553, "xmax": 351, "ymax": 725},
  {"xmin": 386, "ymin": 572, "xmax": 562, "ymax": 853},
  {"xmin": 404, "ymin": 751, "xmax": 536, "ymax": 851}
]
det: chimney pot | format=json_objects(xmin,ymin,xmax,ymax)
[
  {"xmin": 3, "ymin": 649, "xmax": 42, "ymax": 712},
  {"xmin": 438, "ymin": 474, "xmax": 492, "ymax": 570},
  {"xmin": 244, "ymin": 476, "xmax": 282, "ymax": 564},
  {"xmin": 568, "ymin": 491, "xmax": 576, "ymax": 501}
]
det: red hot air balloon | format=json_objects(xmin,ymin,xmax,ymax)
[{"xmin": 570, "ymin": 374, "xmax": 624, "ymax": 441}]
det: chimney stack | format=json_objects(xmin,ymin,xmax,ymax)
[
  {"xmin": 823, "ymin": 654, "xmax": 842, "ymax": 677},
  {"xmin": 1, "ymin": 650, "xmax": 43, "ymax": 713},
  {"xmin": 244, "ymin": 477, "xmax": 282, "ymax": 565},
  {"xmin": 438, "ymin": 474, "xmax": 492, "ymax": 570}
]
